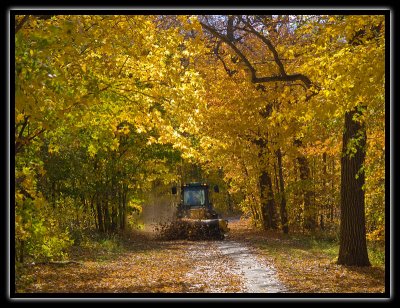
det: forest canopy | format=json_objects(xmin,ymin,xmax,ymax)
[{"xmin": 13, "ymin": 14, "xmax": 385, "ymax": 267}]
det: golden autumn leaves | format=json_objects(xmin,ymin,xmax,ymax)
[{"xmin": 14, "ymin": 15, "xmax": 385, "ymax": 267}]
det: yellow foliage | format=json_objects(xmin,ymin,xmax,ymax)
[{"xmin": 14, "ymin": 15, "xmax": 385, "ymax": 257}]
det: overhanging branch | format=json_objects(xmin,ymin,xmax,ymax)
[{"xmin": 200, "ymin": 21, "xmax": 312, "ymax": 89}]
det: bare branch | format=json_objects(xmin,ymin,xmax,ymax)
[
  {"xmin": 200, "ymin": 22, "xmax": 257, "ymax": 78},
  {"xmin": 213, "ymin": 42, "xmax": 237, "ymax": 77},
  {"xmin": 200, "ymin": 21, "xmax": 312, "ymax": 89},
  {"xmin": 241, "ymin": 21, "xmax": 286, "ymax": 76}
]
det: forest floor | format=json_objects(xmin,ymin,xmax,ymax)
[
  {"xmin": 226, "ymin": 217, "xmax": 385, "ymax": 294},
  {"xmin": 15, "ymin": 217, "xmax": 385, "ymax": 295}
]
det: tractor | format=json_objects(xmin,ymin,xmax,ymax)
[{"xmin": 169, "ymin": 182, "xmax": 229, "ymax": 240}]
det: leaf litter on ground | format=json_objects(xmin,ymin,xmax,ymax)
[{"xmin": 16, "ymin": 217, "xmax": 385, "ymax": 294}]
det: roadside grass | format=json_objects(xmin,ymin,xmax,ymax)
[
  {"xmin": 15, "ymin": 228, "xmax": 244, "ymax": 293},
  {"xmin": 366, "ymin": 240, "xmax": 385, "ymax": 266},
  {"xmin": 15, "ymin": 228, "xmax": 195, "ymax": 293},
  {"xmin": 257, "ymin": 233, "xmax": 385, "ymax": 267},
  {"xmin": 67, "ymin": 227, "xmax": 163, "ymax": 263},
  {"xmin": 69, "ymin": 232, "xmax": 125, "ymax": 262},
  {"xmin": 16, "ymin": 230, "xmax": 134, "ymax": 291}
]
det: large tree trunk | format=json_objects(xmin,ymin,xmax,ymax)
[
  {"xmin": 276, "ymin": 148, "xmax": 288, "ymax": 234},
  {"xmin": 338, "ymin": 107, "xmax": 370, "ymax": 266}
]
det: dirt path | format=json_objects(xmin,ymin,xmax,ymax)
[
  {"xmin": 185, "ymin": 241, "xmax": 243, "ymax": 292},
  {"xmin": 184, "ymin": 240, "xmax": 287, "ymax": 293},
  {"xmin": 16, "ymin": 232, "xmax": 287, "ymax": 294},
  {"xmin": 216, "ymin": 240, "xmax": 287, "ymax": 293}
]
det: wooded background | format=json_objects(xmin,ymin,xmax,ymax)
[{"xmin": 14, "ymin": 14, "xmax": 385, "ymax": 267}]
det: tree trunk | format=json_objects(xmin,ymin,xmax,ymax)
[
  {"xmin": 227, "ymin": 191, "xmax": 233, "ymax": 213},
  {"xmin": 297, "ymin": 154, "xmax": 317, "ymax": 231},
  {"xmin": 104, "ymin": 198, "xmax": 111, "ymax": 233},
  {"xmin": 338, "ymin": 107, "xmax": 370, "ymax": 266},
  {"xmin": 90, "ymin": 195, "xmax": 98, "ymax": 230},
  {"xmin": 273, "ymin": 161, "xmax": 280, "ymax": 193},
  {"xmin": 259, "ymin": 170, "xmax": 278, "ymax": 230},
  {"xmin": 330, "ymin": 158, "xmax": 335, "ymax": 222},
  {"xmin": 111, "ymin": 200, "xmax": 117, "ymax": 232},
  {"xmin": 122, "ymin": 187, "xmax": 128, "ymax": 231},
  {"xmin": 276, "ymin": 148, "xmax": 288, "ymax": 234},
  {"xmin": 321, "ymin": 152, "xmax": 328, "ymax": 229},
  {"xmin": 249, "ymin": 200, "xmax": 258, "ymax": 226},
  {"xmin": 96, "ymin": 195, "xmax": 104, "ymax": 233},
  {"xmin": 118, "ymin": 188, "xmax": 124, "ymax": 230}
]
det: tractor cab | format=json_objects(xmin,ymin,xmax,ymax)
[
  {"xmin": 181, "ymin": 182, "xmax": 218, "ymax": 208},
  {"xmin": 173, "ymin": 182, "xmax": 219, "ymax": 213},
  {"xmin": 183, "ymin": 184, "xmax": 207, "ymax": 207},
  {"xmin": 170, "ymin": 182, "xmax": 228, "ymax": 239}
]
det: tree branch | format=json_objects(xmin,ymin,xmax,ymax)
[
  {"xmin": 16, "ymin": 115, "xmax": 30, "ymax": 140},
  {"xmin": 242, "ymin": 20, "xmax": 286, "ymax": 77},
  {"xmin": 213, "ymin": 42, "xmax": 237, "ymax": 77},
  {"xmin": 15, "ymin": 15, "xmax": 30, "ymax": 34},
  {"xmin": 200, "ymin": 20, "xmax": 312, "ymax": 89},
  {"xmin": 15, "ymin": 127, "xmax": 46, "ymax": 155},
  {"xmin": 15, "ymin": 15, "xmax": 55, "ymax": 34},
  {"xmin": 201, "ymin": 22, "xmax": 257, "ymax": 76}
]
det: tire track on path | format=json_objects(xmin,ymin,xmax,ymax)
[
  {"xmin": 215, "ymin": 240, "xmax": 287, "ymax": 293},
  {"xmin": 185, "ymin": 239, "xmax": 287, "ymax": 293}
]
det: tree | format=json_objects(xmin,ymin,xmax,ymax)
[
  {"xmin": 338, "ymin": 107, "xmax": 370, "ymax": 265},
  {"xmin": 294, "ymin": 15, "xmax": 384, "ymax": 265},
  {"xmin": 14, "ymin": 14, "xmax": 207, "ymax": 260},
  {"xmin": 198, "ymin": 15, "xmax": 315, "ymax": 231}
]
